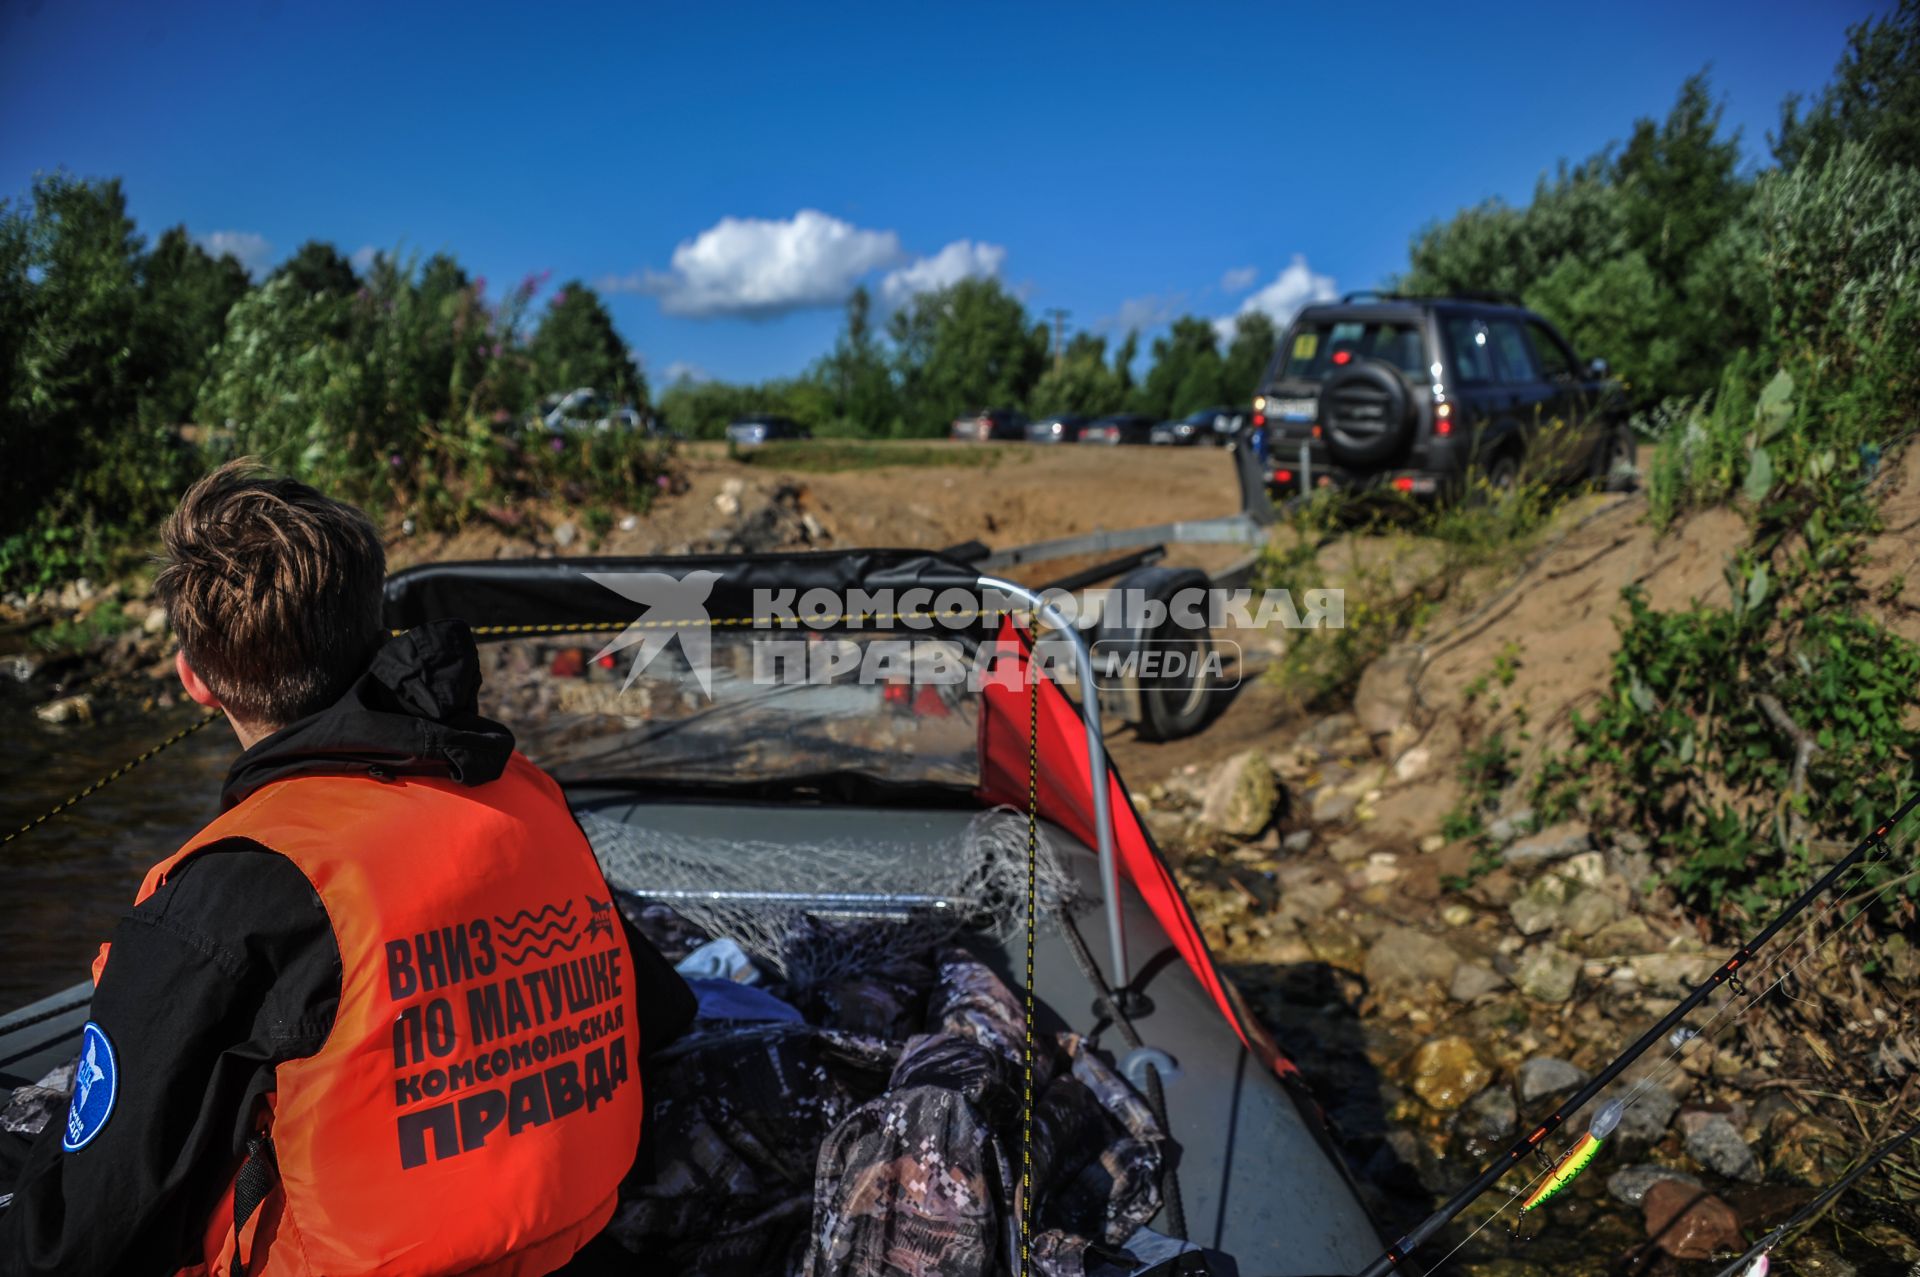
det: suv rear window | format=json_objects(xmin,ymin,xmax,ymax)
[{"xmin": 1272, "ymin": 320, "xmax": 1428, "ymax": 382}]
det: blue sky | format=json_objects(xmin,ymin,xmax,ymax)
[{"xmin": 0, "ymin": 0, "xmax": 1882, "ymax": 386}]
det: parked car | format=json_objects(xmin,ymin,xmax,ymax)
[
  {"xmin": 1079, "ymin": 413, "xmax": 1156, "ymax": 446},
  {"xmin": 726, "ymin": 415, "xmax": 811, "ymax": 446},
  {"xmin": 1253, "ymin": 293, "xmax": 1633, "ymax": 499},
  {"xmin": 950, "ymin": 408, "xmax": 1029, "ymax": 442},
  {"xmin": 541, "ymin": 387, "xmax": 658, "ymax": 434},
  {"xmin": 1149, "ymin": 406, "xmax": 1244, "ymax": 446},
  {"xmin": 1026, "ymin": 414, "xmax": 1089, "ymax": 444}
]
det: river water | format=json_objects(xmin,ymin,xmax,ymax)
[{"xmin": 0, "ymin": 694, "xmax": 238, "ymax": 1007}]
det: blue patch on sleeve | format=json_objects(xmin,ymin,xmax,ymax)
[{"xmin": 62, "ymin": 1022, "xmax": 118, "ymax": 1151}]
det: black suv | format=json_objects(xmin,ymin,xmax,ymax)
[{"xmin": 1253, "ymin": 294, "xmax": 1633, "ymax": 498}]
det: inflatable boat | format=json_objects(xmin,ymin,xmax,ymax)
[{"xmin": 2, "ymin": 547, "xmax": 1386, "ymax": 1275}]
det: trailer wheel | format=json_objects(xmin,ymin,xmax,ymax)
[{"xmin": 1100, "ymin": 566, "xmax": 1220, "ymax": 741}]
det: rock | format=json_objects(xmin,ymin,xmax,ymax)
[
  {"xmin": 1439, "ymin": 902, "xmax": 1474, "ymax": 928},
  {"xmin": 1487, "ymin": 809, "xmax": 1534, "ymax": 845},
  {"xmin": 1683, "ymin": 1114, "xmax": 1761, "ymax": 1182},
  {"xmin": 552, "ymin": 520, "xmax": 578, "ymax": 548},
  {"xmin": 1771, "ymin": 1114, "xmax": 1852, "ymax": 1186},
  {"xmin": 1469, "ymin": 868, "xmax": 1519, "ymax": 907},
  {"xmin": 1502, "ymin": 820, "xmax": 1591, "ymax": 869},
  {"xmin": 1630, "ymin": 952, "xmax": 1718, "ymax": 994},
  {"xmin": 1458, "ymin": 1086, "xmax": 1518, "ymax": 1139},
  {"xmin": 1328, "ymin": 834, "xmax": 1370, "ymax": 863},
  {"xmin": 1365, "ymin": 925, "xmax": 1460, "ymax": 991},
  {"xmin": 1583, "ymin": 916, "xmax": 1655, "ymax": 956},
  {"xmin": 1516, "ymin": 946, "xmax": 1580, "ymax": 1002},
  {"xmin": 619, "ymin": 514, "xmax": 639, "ymax": 532},
  {"xmin": 1409, "ymin": 1037, "xmax": 1492, "ymax": 1111},
  {"xmin": 1448, "ymin": 962, "xmax": 1506, "ymax": 1003},
  {"xmin": 1561, "ymin": 888, "xmax": 1623, "ymax": 938},
  {"xmin": 1353, "ymin": 647, "xmax": 1422, "ymax": 738},
  {"xmin": 1198, "ymin": 750, "xmax": 1280, "ymax": 838},
  {"xmin": 1301, "ymin": 712, "xmax": 1364, "ymax": 751},
  {"xmin": 1392, "ymin": 745, "xmax": 1432, "ymax": 782},
  {"xmin": 143, "ymin": 606, "xmax": 168, "ymax": 635},
  {"xmin": 34, "ymin": 694, "xmax": 93, "ymax": 725},
  {"xmin": 714, "ymin": 477, "xmax": 746, "ymax": 517},
  {"xmin": 1515, "ymin": 1056, "xmax": 1586, "ymax": 1104},
  {"xmin": 1607, "ymin": 1163, "xmax": 1704, "ymax": 1206},
  {"xmin": 1419, "ymin": 833, "xmax": 1446, "ymax": 854},
  {"xmin": 1308, "ymin": 787, "xmax": 1357, "ymax": 825},
  {"xmin": 2, "ymin": 654, "xmax": 40, "ymax": 682},
  {"xmin": 1602, "ymin": 1085, "xmax": 1679, "ymax": 1143},
  {"xmin": 1642, "ymin": 1178, "xmax": 1742, "ymax": 1260},
  {"xmin": 1281, "ymin": 829, "xmax": 1313, "ymax": 854},
  {"xmin": 1508, "ymin": 874, "xmax": 1575, "ymax": 936}
]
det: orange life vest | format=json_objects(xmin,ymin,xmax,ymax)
[{"xmin": 93, "ymin": 753, "xmax": 644, "ymax": 1277}]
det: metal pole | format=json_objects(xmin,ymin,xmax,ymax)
[
  {"xmin": 977, "ymin": 575, "xmax": 1127, "ymax": 996},
  {"xmin": 1299, "ymin": 441, "xmax": 1311, "ymax": 497}
]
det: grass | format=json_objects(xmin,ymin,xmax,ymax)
[{"xmin": 730, "ymin": 439, "xmax": 1029, "ymax": 473}]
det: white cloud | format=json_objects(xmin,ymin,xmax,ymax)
[
  {"xmin": 1220, "ymin": 265, "xmax": 1258, "ymax": 293},
  {"xmin": 662, "ymin": 360, "xmax": 709, "ymax": 384},
  {"xmin": 613, "ymin": 210, "xmax": 906, "ymax": 318},
  {"xmin": 350, "ymin": 244, "xmax": 379, "ymax": 272},
  {"xmin": 1213, "ymin": 254, "xmax": 1337, "ymax": 342},
  {"xmin": 198, "ymin": 230, "xmax": 273, "ymax": 278},
  {"xmin": 878, "ymin": 239, "xmax": 1006, "ymax": 308}
]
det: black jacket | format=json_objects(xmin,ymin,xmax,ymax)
[{"xmin": 0, "ymin": 622, "xmax": 695, "ymax": 1275}]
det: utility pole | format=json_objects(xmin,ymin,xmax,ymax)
[{"xmin": 1046, "ymin": 308, "xmax": 1069, "ymax": 372}]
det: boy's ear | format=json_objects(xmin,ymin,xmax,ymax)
[{"xmin": 176, "ymin": 650, "xmax": 220, "ymax": 709}]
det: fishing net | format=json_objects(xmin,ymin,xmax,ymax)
[{"xmin": 579, "ymin": 806, "xmax": 1080, "ymax": 994}]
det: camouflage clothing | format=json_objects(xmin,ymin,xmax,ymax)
[{"xmin": 607, "ymin": 944, "xmax": 1169, "ymax": 1276}]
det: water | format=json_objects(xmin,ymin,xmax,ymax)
[{"xmin": 0, "ymin": 694, "xmax": 238, "ymax": 1006}]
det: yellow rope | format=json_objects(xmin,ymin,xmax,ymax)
[
  {"xmin": 443, "ymin": 607, "xmax": 1027, "ymax": 638},
  {"xmin": 4, "ymin": 712, "xmax": 222, "ymax": 846},
  {"xmin": 1022, "ymin": 653, "xmax": 1038, "ymax": 1276}
]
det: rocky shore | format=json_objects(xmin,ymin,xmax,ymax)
[{"xmin": 1145, "ymin": 702, "xmax": 1916, "ymax": 1276}]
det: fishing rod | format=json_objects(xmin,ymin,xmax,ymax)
[
  {"xmin": 1356, "ymin": 789, "xmax": 1920, "ymax": 1277},
  {"xmin": 1708, "ymin": 1114, "xmax": 1920, "ymax": 1277}
]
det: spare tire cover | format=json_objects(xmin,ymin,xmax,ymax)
[{"xmin": 1321, "ymin": 360, "xmax": 1413, "ymax": 467}]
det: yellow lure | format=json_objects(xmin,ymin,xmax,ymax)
[{"xmin": 1519, "ymin": 1099, "xmax": 1625, "ymax": 1212}]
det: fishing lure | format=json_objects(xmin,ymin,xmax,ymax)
[{"xmin": 1519, "ymin": 1100, "xmax": 1624, "ymax": 1212}]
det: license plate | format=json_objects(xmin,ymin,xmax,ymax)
[{"xmin": 1271, "ymin": 398, "xmax": 1316, "ymax": 421}]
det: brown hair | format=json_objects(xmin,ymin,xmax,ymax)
[{"xmin": 155, "ymin": 459, "xmax": 387, "ymax": 728}]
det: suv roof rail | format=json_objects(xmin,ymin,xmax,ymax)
[{"xmin": 1331, "ymin": 289, "xmax": 1529, "ymax": 308}]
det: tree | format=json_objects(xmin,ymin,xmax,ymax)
[
  {"xmin": 1398, "ymin": 74, "xmax": 1758, "ymax": 407},
  {"xmin": 3, "ymin": 176, "xmax": 145, "ymax": 533},
  {"xmin": 888, "ymin": 278, "xmax": 1048, "ymax": 437},
  {"xmin": 815, "ymin": 286, "xmax": 897, "ymax": 434},
  {"xmin": 271, "ymin": 240, "xmax": 359, "ymax": 300},
  {"xmin": 1112, "ymin": 329, "xmax": 1140, "ymax": 402},
  {"xmin": 1775, "ymin": 0, "xmax": 1920, "ymax": 172},
  {"xmin": 1029, "ymin": 333, "xmax": 1121, "ymax": 417},
  {"xmin": 130, "ymin": 226, "xmax": 250, "ymax": 426},
  {"xmin": 527, "ymin": 280, "xmax": 646, "ymax": 407},
  {"xmin": 1221, "ymin": 311, "xmax": 1277, "ymax": 404},
  {"xmin": 1134, "ymin": 317, "xmax": 1224, "ymax": 420}
]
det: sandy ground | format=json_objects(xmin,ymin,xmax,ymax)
[{"xmin": 392, "ymin": 441, "xmax": 1251, "ymax": 573}]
